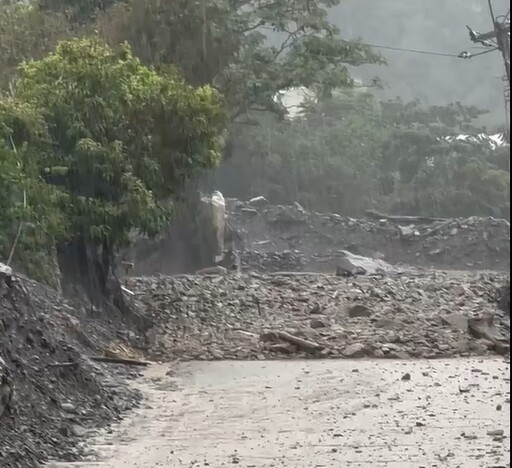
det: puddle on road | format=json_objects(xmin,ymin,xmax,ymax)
[{"xmin": 47, "ymin": 358, "xmax": 511, "ymax": 468}]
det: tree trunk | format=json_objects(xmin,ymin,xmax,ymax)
[{"xmin": 56, "ymin": 236, "xmax": 128, "ymax": 313}]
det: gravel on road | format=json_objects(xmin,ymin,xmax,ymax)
[{"xmin": 48, "ymin": 357, "xmax": 511, "ymax": 468}]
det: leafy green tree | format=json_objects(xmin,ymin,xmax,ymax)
[
  {"xmin": 6, "ymin": 37, "xmax": 225, "ymax": 304},
  {"xmin": 96, "ymin": 0, "xmax": 384, "ymax": 119},
  {"xmin": 0, "ymin": 98, "xmax": 67, "ymax": 284}
]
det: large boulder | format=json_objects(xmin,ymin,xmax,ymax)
[{"xmin": 335, "ymin": 251, "xmax": 397, "ymax": 276}]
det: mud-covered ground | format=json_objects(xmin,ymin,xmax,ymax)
[
  {"xmin": 48, "ymin": 358, "xmax": 511, "ymax": 468},
  {"xmin": 127, "ymin": 270, "xmax": 510, "ymax": 361}
]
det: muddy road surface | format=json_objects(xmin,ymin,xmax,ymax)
[{"xmin": 48, "ymin": 358, "xmax": 510, "ymax": 468}]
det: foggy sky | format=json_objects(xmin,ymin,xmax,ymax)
[{"xmin": 331, "ymin": 0, "xmax": 509, "ymax": 125}]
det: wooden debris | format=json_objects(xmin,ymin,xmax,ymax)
[
  {"xmin": 365, "ymin": 210, "xmax": 446, "ymax": 224},
  {"xmin": 274, "ymin": 331, "xmax": 323, "ymax": 353},
  {"xmin": 89, "ymin": 356, "xmax": 151, "ymax": 367}
]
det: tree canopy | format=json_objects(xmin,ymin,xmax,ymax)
[{"xmin": 0, "ymin": 37, "xmax": 225, "ymax": 291}]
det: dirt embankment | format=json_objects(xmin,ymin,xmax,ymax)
[
  {"xmin": 0, "ymin": 267, "xmax": 145, "ymax": 468},
  {"xmin": 226, "ymin": 199, "xmax": 510, "ymax": 273},
  {"xmin": 127, "ymin": 269, "xmax": 510, "ymax": 362}
]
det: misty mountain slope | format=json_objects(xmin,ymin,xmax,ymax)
[{"xmin": 331, "ymin": 0, "xmax": 509, "ymax": 123}]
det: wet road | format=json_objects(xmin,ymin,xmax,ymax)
[{"xmin": 48, "ymin": 358, "xmax": 510, "ymax": 468}]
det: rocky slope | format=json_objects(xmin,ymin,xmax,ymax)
[
  {"xmin": 127, "ymin": 270, "xmax": 510, "ymax": 361},
  {"xmin": 226, "ymin": 199, "xmax": 511, "ymax": 273},
  {"xmin": 0, "ymin": 265, "xmax": 142, "ymax": 468}
]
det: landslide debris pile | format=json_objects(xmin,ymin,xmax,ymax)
[
  {"xmin": 0, "ymin": 266, "xmax": 141, "ymax": 468},
  {"xmin": 127, "ymin": 270, "xmax": 510, "ymax": 361},
  {"xmin": 227, "ymin": 199, "xmax": 510, "ymax": 272}
]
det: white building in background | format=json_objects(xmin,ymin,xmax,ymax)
[
  {"xmin": 442, "ymin": 133, "xmax": 509, "ymax": 150},
  {"xmin": 275, "ymin": 86, "xmax": 509, "ymax": 149}
]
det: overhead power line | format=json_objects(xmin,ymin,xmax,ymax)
[
  {"xmin": 300, "ymin": 41, "xmax": 470, "ymax": 61},
  {"xmin": 361, "ymin": 42, "xmax": 460, "ymax": 58}
]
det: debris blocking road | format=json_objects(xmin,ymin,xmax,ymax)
[{"xmin": 127, "ymin": 270, "xmax": 510, "ymax": 361}]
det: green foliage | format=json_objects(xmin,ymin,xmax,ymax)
[
  {"xmin": 0, "ymin": 38, "xmax": 225, "ymax": 283},
  {"xmin": 15, "ymin": 37, "xmax": 225, "ymax": 247},
  {"xmin": 0, "ymin": 98, "xmax": 67, "ymax": 284},
  {"xmin": 96, "ymin": 0, "xmax": 384, "ymax": 118},
  {"xmin": 214, "ymin": 92, "xmax": 510, "ymax": 219}
]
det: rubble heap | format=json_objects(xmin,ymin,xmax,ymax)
[
  {"xmin": 227, "ymin": 199, "xmax": 510, "ymax": 273},
  {"xmin": 0, "ymin": 264, "xmax": 141, "ymax": 468},
  {"xmin": 127, "ymin": 270, "xmax": 510, "ymax": 361}
]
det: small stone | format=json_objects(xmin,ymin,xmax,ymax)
[
  {"xmin": 310, "ymin": 318, "xmax": 328, "ymax": 329},
  {"xmin": 372, "ymin": 349, "xmax": 385, "ymax": 358},
  {"xmin": 309, "ymin": 304, "xmax": 322, "ymax": 315},
  {"xmin": 401, "ymin": 372, "xmax": 411, "ymax": 381},
  {"xmin": 71, "ymin": 425, "xmax": 87, "ymax": 437},
  {"xmin": 61, "ymin": 402, "xmax": 76, "ymax": 413},
  {"xmin": 347, "ymin": 304, "xmax": 372, "ymax": 318},
  {"xmin": 487, "ymin": 429, "xmax": 504, "ymax": 437}
]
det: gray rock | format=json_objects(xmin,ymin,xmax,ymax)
[
  {"xmin": 61, "ymin": 402, "xmax": 77, "ymax": 413},
  {"xmin": 335, "ymin": 250, "xmax": 397, "ymax": 276},
  {"xmin": 347, "ymin": 304, "xmax": 373, "ymax": 318},
  {"xmin": 441, "ymin": 313, "xmax": 469, "ymax": 333},
  {"xmin": 342, "ymin": 343, "xmax": 369, "ymax": 358},
  {"xmin": 373, "ymin": 318, "xmax": 402, "ymax": 330},
  {"xmin": 248, "ymin": 196, "xmax": 269, "ymax": 207},
  {"xmin": 310, "ymin": 318, "xmax": 328, "ymax": 329}
]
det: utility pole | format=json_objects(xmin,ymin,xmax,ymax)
[
  {"xmin": 466, "ymin": 1, "xmax": 510, "ymax": 84},
  {"xmin": 490, "ymin": 0, "xmax": 510, "ymax": 85},
  {"xmin": 465, "ymin": 2, "xmax": 510, "ymax": 140}
]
